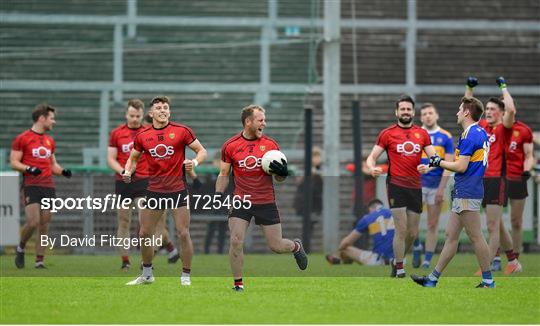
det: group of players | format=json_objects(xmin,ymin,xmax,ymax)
[
  {"xmin": 10, "ymin": 97, "xmax": 307, "ymax": 291},
  {"xmin": 363, "ymin": 76, "xmax": 533, "ymax": 288},
  {"xmin": 9, "ymin": 76, "xmax": 533, "ymax": 290}
]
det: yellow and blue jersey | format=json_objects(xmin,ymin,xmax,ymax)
[
  {"xmin": 354, "ymin": 208, "xmax": 394, "ymax": 259},
  {"xmin": 421, "ymin": 127, "xmax": 454, "ymax": 188},
  {"xmin": 453, "ymin": 123, "xmax": 489, "ymax": 199}
]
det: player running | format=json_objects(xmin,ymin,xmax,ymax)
[
  {"xmin": 326, "ymin": 199, "xmax": 394, "ymax": 266},
  {"xmin": 123, "ymin": 96, "xmax": 207, "ymax": 286},
  {"xmin": 504, "ymin": 119, "xmax": 534, "ymax": 267},
  {"xmin": 412, "ymin": 103, "xmax": 454, "ymax": 269},
  {"xmin": 108, "ymin": 99, "xmax": 179, "ymax": 271},
  {"xmin": 466, "ymin": 76, "xmax": 521, "ymax": 275},
  {"xmin": 215, "ymin": 104, "xmax": 308, "ymax": 292},
  {"xmin": 10, "ymin": 103, "xmax": 72, "ymax": 269},
  {"xmin": 411, "ymin": 96, "xmax": 495, "ymax": 288},
  {"xmin": 366, "ymin": 95, "xmax": 436, "ymax": 278}
]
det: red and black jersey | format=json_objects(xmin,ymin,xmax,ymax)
[
  {"xmin": 479, "ymin": 119, "xmax": 512, "ymax": 177},
  {"xmin": 11, "ymin": 129, "xmax": 55, "ymax": 188},
  {"xmin": 375, "ymin": 124, "xmax": 431, "ymax": 189},
  {"xmin": 221, "ymin": 133, "xmax": 279, "ymax": 204},
  {"xmin": 506, "ymin": 121, "xmax": 533, "ymax": 180},
  {"xmin": 109, "ymin": 124, "xmax": 149, "ymax": 180},
  {"xmin": 133, "ymin": 122, "xmax": 196, "ymax": 193}
]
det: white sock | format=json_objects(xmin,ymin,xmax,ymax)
[
  {"xmin": 181, "ymin": 271, "xmax": 190, "ymax": 278},
  {"xmin": 142, "ymin": 265, "xmax": 153, "ymax": 278},
  {"xmin": 168, "ymin": 248, "xmax": 178, "ymax": 259},
  {"xmin": 17, "ymin": 246, "xmax": 24, "ymax": 253},
  {"xmin": 482, "ymin": 278, "xmax": 494, "ymax": 284}
]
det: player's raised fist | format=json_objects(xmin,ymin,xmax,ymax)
[
  {"xmin": 269, "ymin": 158, "xmax": 288, "ymax": 177},
  {"xmin": 496, "ymin": 76, "xmax": 507, "ymax": 89},
  {"xmin": 428, "ymin": 155, "xmax": 442, "ymax": 168},
  {"xmin": 370, "ymin": 166, "xmax": 383, "ymax": 177},
  {"xmin": 25, "ymin": 166, "xmax": 42, "ymax": 176},
  {"xmin": 466, "ymin": 76, "xmax": 478, "ymax": 89}
]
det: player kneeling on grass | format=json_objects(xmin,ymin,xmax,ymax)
[
  {"xmin": 216, "ymin": 104, "xmax": 308, "ymax": 292},
  {"xmin": 412, "ymin": 96, "xmax": 495, "ymax": 288},
  {"xmin": 326, "ymin": 199, "xmax": 394, "ymax": 266}
]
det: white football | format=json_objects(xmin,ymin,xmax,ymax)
[{"xmin": 261, "ymin": 150, "xmax": 287, "ymax": 175}]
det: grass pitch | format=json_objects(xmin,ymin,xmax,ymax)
[{"xmin": 1, "ymin": 254, "xmax": 539, "ymax": 324}]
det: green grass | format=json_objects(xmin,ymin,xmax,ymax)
[{"xmin": 1, "ymin": 254, "xmax": 540, "ymax": 324}]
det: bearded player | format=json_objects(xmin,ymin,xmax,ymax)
[
  {"xmin": 366, "ymin": 95, "xmax": 436, "ymax": 278},
  {"xmin": 123, "ymin": 96, "xmax": 207, "ymax": 286},
  {"xmin": 466, "ymin": 76, "xmax": 521, "ymax": 275},
  {"xmin": 215, "ymin": 104, "xmax": 308, "ymax": 292},
  {"xmin": 11, "ymin": 103, "xmax": 72, "ymax": 269}
]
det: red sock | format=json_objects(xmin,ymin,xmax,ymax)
[
  {"xmin": 505, "ymin": 250, "xmax": 516, "ymax": 262},
  {"xmin": 121, "ymin": 255, "xmax": 130, "ymax": 264},
  {"xmin": 166, "ymin": 241, "xmax": 175, "ymax": 252},
  {"xmin": 234, "ymin": 278, "xmax": 243, "ymax": 287},
  {"xmin": 36, "ymin": 255, "xmax": 44, "ymax": 263},
  {"xmin": 292, "ymin": 242, "xmax": 300, "ymax": 253},
  {"xmin": 182, "ymin": 268, "xmax": 191, "ymax": 274},
  {"xmin": 395, "ymin": 261, "xmax": 404, "ymax": 270}
]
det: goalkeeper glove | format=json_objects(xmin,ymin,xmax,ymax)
[
  {"xmin": 466, "ymin": 76, "xmax": 478, "ymax": 89},
  {"xmin": 496, "ymin": 76, "xmax": 507, "ymax": 89},
  {"xmin": 429, "ymin": 155, "xmax": 442, "ymax": 168},
  {"xmin": 269, "ymin": 159, "xmax": 289, "ymax": 177}
]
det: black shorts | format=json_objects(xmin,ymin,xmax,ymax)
[
  {"xmin": 482, "ymin": 177, "xmax": 508, "ymax": 207},
  {"xmin": 115, "ymin": 178, "xmax": 148, "ymax": 199},
  {"xmin": 144, "ymin": 189, "xmax": 188, "ymax": 210},
  {"xmin": 387, "ymin": 183, "xmax": 422, "ymax": 214},
  {"xmin": 23, "ymin": 186, "xmax": 56, "ymax": 206},
  {"xmin": 229, "ymin": 203, "xmax": 281, "ymax": 226},
  {"xmin": 507, "ymin": 178, "xmax": 528, "ymax": 200}
]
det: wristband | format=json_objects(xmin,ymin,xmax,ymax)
[{"xmin": 192, "ymin": 159, "xmax": 199, "ymax": 167}]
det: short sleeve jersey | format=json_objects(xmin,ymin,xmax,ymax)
[
  {"xmin": 221, "ymin": 133, "xmax": 280, "ymax": 204},
  {"xmin": 453, "ymin": 123, "xmax": 489, "ymax": 199},
  {"xmin": 11, "ymin": 129, "xmax": 56, "ymax": 188},
  {"xmin": 376, "ymin": 124, "xmax": 431, "ymax": 189},
  {"xmin": 109, "ymin": 124, "xmax": 149, "ymax": 180},
  {"xmin": 506, "ymin": 121, "xmax": 533, "ymax": 180},
  {"xmin": 354, "ymin": 208, "xmax": 395, "ymax": 259},
  {"xmin": 420, "ymin": 127, "xmax": 454, "ymax": 188},
  {"xmin": 133, "ymin": 122, "xmax": 196, "ymax": 193},
  {"xmin": 478, "ymin": 119, "xmax": 512, "ymax": 177}
]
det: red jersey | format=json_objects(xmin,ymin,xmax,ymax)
[
  {"xmin": 11, "ymin": 129, "xmax": 55, "ymax": 188},
  {"xmin": 479, "ymin": 119, "xmax": 512, "ymax": 177},
  {"xmin": 221, "ymin": 133, "xmax": 279, "ymax": 204},
  {"xmin": 109, "ymin": 124, "xmax": 149, "ymax": 180},
  {"xmin": 133, "ymin": 122, "xmax": 196, "ymax": 193},
  {"xmin": 376, "ymin": 124, "xmax": 431, "ymax": 189},
  {"xmin": 506, "ymin": 121, "xmax": 533, "ymax": 180}
]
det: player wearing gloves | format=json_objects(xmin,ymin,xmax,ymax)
[
  {"xmin": 412, "ymin": 96, "xmax": 495, "ymax": 288},
  {"xmin": 10, "ymin": 103, "xmax": 72, "ymax": 269},
  {"xmin": 216, "ymin": 104, "xmax": 308, "ymax": 292}
]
